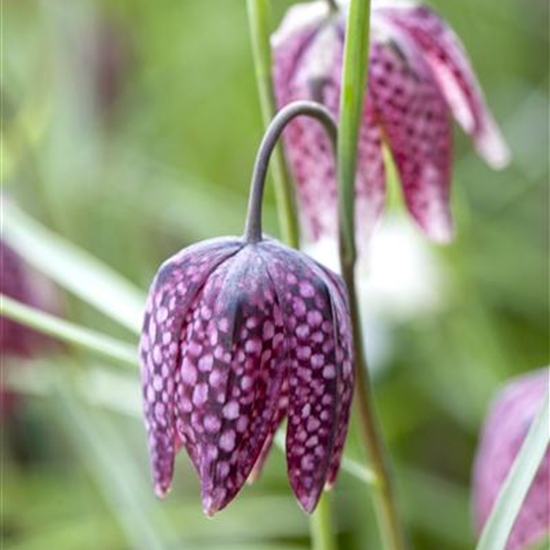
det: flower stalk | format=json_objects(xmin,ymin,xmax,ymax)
[
  {"xmin": 337, "ymin": 0, "xmax": 409, "ymax": 549},
  {"xmin": 311, "ymin": 495, "xmax": 338, "ymax": 550},
  {"xmin": 244, "ymin": 101, "xmax": 337, "ymax": 244}
]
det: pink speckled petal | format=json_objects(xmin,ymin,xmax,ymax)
[
  {"xmin": 320, "ymin": 270, "xmax": 354, "ymax": 488},
  {"xmin": 274, "ymin": 23, "xmax": 342, "ymax": 243},
  {"xmin": 473, "ymin": 368, "xmax": 550, "ymax": 550},
  {"xmin": 261, "ymin": 242, "xmax": 353, "ymax": 513},
  {"xmin": 247, "ymin": 379, "xmax": 289, "ymax": 483},
  {"xmin": 139, "ymin": 237, "xmax": 242, "ymax": 498},
  {"xmin": 271, "ymin": 1, "xmax": 330, "ymax": 122},
  {"xmin": 175, "ymin": 246, "xmax": 287, "ymax": 515},
  {"xmin": 355, "ymin": 100, "xmax": 387, "ymax": 252},
  {"xmin": 369, "ymin": 38, "xmax": 454, "ymax": 242},
  {"xmin": 273, "ymin": 20, "xmax": 386, "ymax": 246},
  {"xmin": 380, "ymin": 3, "xmax": 510, "ymax": 168}
]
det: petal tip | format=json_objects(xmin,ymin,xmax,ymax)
[
  {"xmin": 421, "ymin": 210, "xmax": 455, "ymax": 244},
  {"xmin": 154, "ymin": 482, "xmax": 172, "ymax": 500},
  {"xmin": 201, "ymin": 482, "xmax": 232, "ymax": 517},
  {"xmin": 202, "ymin": 493, "xmax": 221, "ymax": 517},
  {"xmin": 324, "ymin": 480, "xmax": 335, "ymax": 491},
  {"xmin": 477, "ymin": 131, "xmax": 511, "ymax": 171},
  {"xmin": 428, "ymin": 223, "xmax": 455, "ymax": 244},
  {"xmin": 202, "ymin": 501, "xmax": 217, "ymax": 518},
  {"xmin": 297, "ymin": 493, "xmax": 320, "ymax": 515},
  {"xmin": 246, "ymin": 471, "xmax": 260, "ymax": 486}
]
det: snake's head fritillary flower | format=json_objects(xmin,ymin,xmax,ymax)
[
  {"xmin": 140, "ymin": 100, "xmax": 354, "ymax": 516},
  {"xmin": 139, "ymin": 236, "xmax": 353, "ymax": 515},
  {"xmin": 472, "ymin": 368, "xmax": 550, "ymax": 550},
  {"xmin": 273, "ymin": 0, "xmax": 510, "ymax": 248}
]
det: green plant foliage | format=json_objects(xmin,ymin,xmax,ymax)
[{"xmin": 1, "ymin": 0, "xmax": 547, "ymax": 549}]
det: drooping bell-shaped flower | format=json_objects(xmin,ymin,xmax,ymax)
[
  {"xmin": 139, "ymin": 103, "xmax": 354, "ymax": 515},
  {"xmin": 273, "ymin": 0, "xmax": 510, "ymax": 247},
  {"xmin": 472, "ymin": 368, "xmax": 549, "ymax": 550}
]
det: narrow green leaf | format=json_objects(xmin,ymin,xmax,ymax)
[
  {"xmin": 0, "ymin": 294, "xmax": 138, "ymax": 368},
  {"xmin": 49, "ymin": 371, "xmax": 174, "ymax": 550},
  {"xmin": 8, "ymin": 363, "xmax": 475, "ymax": 547},
  {"xmin": 341, "ymin": 455, "xmax": 378, "ymax": 486},
  {"xmin": 2, "ymin": 200, "xmax": 145, "ymax": 333},
  {"xmin": 475, "ymin": 391, "xmax": 550, "ymax": 550}
]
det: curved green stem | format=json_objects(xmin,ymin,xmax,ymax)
[
  {"xmin": 344, "ymin": 281, "xmax": 409, "ymax": 550},
  {"xmin": 244, "ymin": 101, "xmax": 336, "ymax": 243},
  {"xmin": 246, "ymin": 0, "xmax": 300, "ymax": 248},
  {"xmin": 337, "ymin": 1, "xmax": 409, "ymax": 549}
]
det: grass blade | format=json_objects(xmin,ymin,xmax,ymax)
[
  {"xmin": 0, "ymin": 294, "xmax": 137, "ymax": 368},
  {"xmin": 2, "ymin": 200, "xmax": 145, "ymax": 333},
  {"xmin": 49, "ymin": 371, "xmax": 173, "ymax": 550}
]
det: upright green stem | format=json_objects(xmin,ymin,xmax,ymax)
[
  {"xmin": 246, "ymin": 0, "xmax": 300, "ymax": 249},
  {"xmin": 50, "ymin": 371, "xmax": 172, "ymax": 550},
  {"xmin": 344, "ymin": 281, "xmax": 408, "ymax": 550},
  {"xmin": 310, "ymin": 495, "xmax": 337, "ymax": 550},
  {"xmin": 246, "ymin": 3, "xmax": 336, "ymax": 549},
  {"xmin": 337, "ymin": 1, "xmax": 408, "ymax": 549}
]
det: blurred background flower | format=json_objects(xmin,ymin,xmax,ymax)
[
  {"xmin": 0, "ymin": 217, "xmax": 63, "ymax": 414},
  {"xmin": 1, "ymin": 1, "xmax": 548, "ymax": 549},
  {"xmin": 272, "ymin": 0, "xmax": 510, "ymax": 247},
  {"xmin": 472, "ymin": 368, "xmax": 549, "ymax": 550},
  {"xmin": 306, "ymin": 212, "xmax": 447, "ymax": 370}
]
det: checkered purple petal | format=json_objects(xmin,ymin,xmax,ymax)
[
  {"xmin": 379, "ymin": 3, "xmax": 510, "ymax": 168},
  {"xmin": 369, "ymin": 36, "xmax": 454, "ymax": 242},
  {"xmin": 140, "ymin": 237, "xmax": 243, "ymax": 498}
]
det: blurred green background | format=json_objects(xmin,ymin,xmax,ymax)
[{"xmin": 1, "ymin": 0, "xmax": 548, "ymax": 549}]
